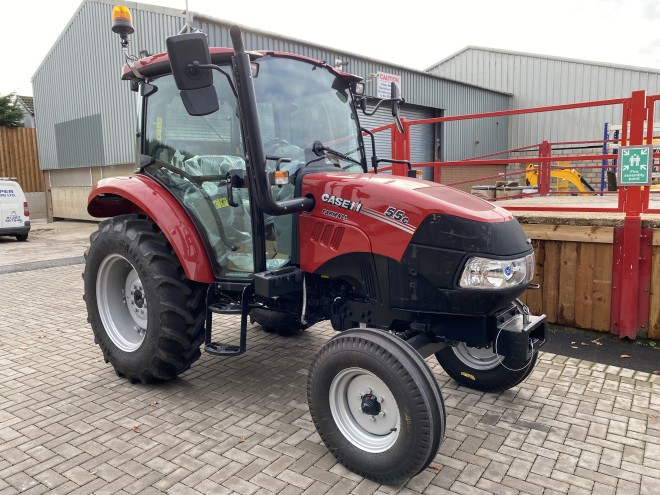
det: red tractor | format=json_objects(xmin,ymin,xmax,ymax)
[{"xmin": 84, "ymin": 6, "xmax": 546, "ymax": 484}]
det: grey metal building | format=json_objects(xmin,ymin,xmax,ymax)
[
  {"xmin": 427, "ymin": 46, "xmax": 660, "ymax": 150},
  {"xmin": 33, "ymin": 0, "xmax": 510, "ymax": 219}
]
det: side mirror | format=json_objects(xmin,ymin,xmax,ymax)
[
  {"xmin": 167, "ymin": 32, "xmax": 213, "ymax": 90},
  {"xmin": 166, "ymin": 32, "xmax": 219, "ymax": 116}
]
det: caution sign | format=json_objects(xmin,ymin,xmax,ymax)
[
  {"xmin": 376, "ymin": 72, "xmax": 401, "ymax": 100},
  {"xmin": 618, "ymin": 145, "xmax": 653, "ymax": 186}
]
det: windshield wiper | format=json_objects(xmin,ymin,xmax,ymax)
[{"xmin": 312, "ymin": 140, "xmax": 362, "ymax": 167}]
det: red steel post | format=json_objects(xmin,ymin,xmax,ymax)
[
  {"xmin": 391, "ymin": 118, "xmax": 409, "ymax": 176},
  {"xmin": 433, "ymin": 164, "xmax": 442, "ymax": 183},
  {"xmin": 538, "ymin": 141, "xmax": 551, "ymax": 196},
  {"xmin": 637, "ymin": 229, "xmax": 653, "ymax": 338},
  {"xmin": 614, "ymin": 90, "xmax": 648, "ymax": 339},
  {"xmin": 616, "ymin": 216, "xmax": 642, "ymax": 339}
]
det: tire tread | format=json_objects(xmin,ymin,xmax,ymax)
[{"xmin": 83, "ymin": 214, "xmax": 206, "ymax": 384}]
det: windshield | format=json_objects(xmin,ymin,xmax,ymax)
[{"xmin": 252, "ymin": 56, "xmax": 364, "ymax": 173}]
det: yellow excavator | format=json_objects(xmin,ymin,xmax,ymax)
[{"xmin": 525, "ymin": 163, "xmax": 595, "ymax": 194}]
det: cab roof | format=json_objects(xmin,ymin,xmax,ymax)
[{"xmin": 121, "ymin": 47, "xmax": 362, "ymax": 83}]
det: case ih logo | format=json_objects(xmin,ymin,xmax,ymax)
[{"xmin": 321, "ymin": 193, "xmax": 363, "ymax": 212}]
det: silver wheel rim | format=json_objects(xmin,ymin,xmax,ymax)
[
  {"xmin": 328, "ymin": 367, "xmax": 400, "ymax": 453},
  {"xmin": 452, "ymin": 343, "xmax": 501, "ymax": 370},
  {"xmin": 96, "ymin": 254, "xmax": 147, "ymax": 352}
]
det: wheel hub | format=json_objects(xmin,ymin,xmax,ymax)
[
  {"xmin": 360, "ymin": 394, "xmax": 381, "ymax": 416},
  {"xmin": 452, "ymin": 342, "xmax": 501, "ymax": 370},
  {"xmin": 329, "ymin": 367, "xmax": 400, "ymax": 453},
  {"xmin": 96, "ymin": 254, "xmax": 148, "ymax": 353},
  {"xmin": 133, "ymin": 290, "xmax": 145, "ymax": 308},
  {"xmin": 124, "ymin": 269, "xmax": 148, "ymax": 330}
]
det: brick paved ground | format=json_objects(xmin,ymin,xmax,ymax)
[{"xmin": 0, "ymin": 263, "xmax": 659, "ymax": 494}]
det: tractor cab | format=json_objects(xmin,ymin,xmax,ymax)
[{"xmin": 131, "ymin": 42, "xmax": 368, "ymax": 280}]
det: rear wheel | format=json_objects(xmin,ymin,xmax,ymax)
[
  {"xmin": 15, "ymin": 233, "xmax": 28, "ymax": 241},
  {"xmin": 308, "ymin": 329, "xmax": 445, "ymax": 484},
  {"xmin": 83, "ymin": 214, "xmax": 206, "ymax": 383},
  {"xmin": 435, "ymin": 342, "xmax": 537, "ymax": 393}
]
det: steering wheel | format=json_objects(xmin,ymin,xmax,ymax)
[
  {"xmin": 263, "ymin": 138, "xmax": 302, "ymax": 156},
  {"xmin": 263, "ymin": 138, "xmax": 291, "ymax": 148}
]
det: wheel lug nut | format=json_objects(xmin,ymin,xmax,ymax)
[
  {"xmin": 380, "ymin": 411, "xmax": 386, "ymax": 418},
  {"xmin": 357, "ymin": 393, "xmax": 363, "ymax": 399},
  {"xmin": 370, "ymin": 416, "xmax": 376, "ymax": 422}
]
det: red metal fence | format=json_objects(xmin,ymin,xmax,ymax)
[{"xmin": 378, "ymin": 90, "xmax": 660, "ymax": 340}]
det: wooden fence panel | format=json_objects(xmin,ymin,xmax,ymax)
[
  {"xmin": 0, "ymin": 127, "xmax": 43, "ymax": 192},
  {"xmin": 520, "ymin": 234, "xmax": 614, "ymax": 333},
  {"xmin": 542, "ymin": 241, "xmax": 561, "ymax": 323},
  {"xmin": 574, "ymin": 243, "xmax": 596, "ymax": 330},
  {"xmin": 557, "ymin": 241, "xmax": 578, "ymax": 325},
  {"xmin": 520, "ymin": 239, "xmax": 544, "ymax": 315},
  {"xmin": 590, "ymin": 243, "xmax": 613, "ymax": 332}
]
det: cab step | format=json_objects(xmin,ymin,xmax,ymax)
[
  {"xmin": 205, "ymin": 342, "xmax": 244, "ymax": 356},
  {"xmin": 204, "ymin": 283, "xmax": 253, "ymax": 357},
  {"xmin": 208, "ymin": 302, "xmax": 242, "ymax": 314}
]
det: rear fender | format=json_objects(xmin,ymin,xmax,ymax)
[{"xmin": 87, "ymin": 175, "xmax": 214, "ymax": 283}]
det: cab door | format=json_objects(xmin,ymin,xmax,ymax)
[{"xmin": 141, "ymin": 73, "xmax": 256, "ymax": 279}]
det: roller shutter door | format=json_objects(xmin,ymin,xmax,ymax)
[{"xmin": 360, "ymin": 101, "xmax": 437, "ymax": 179}]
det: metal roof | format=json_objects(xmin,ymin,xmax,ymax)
[{"xmin": 427, "ymin": 45, "xmax": 660, "ymax": 75}]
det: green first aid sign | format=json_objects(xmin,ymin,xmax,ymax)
[{"xmin": 618, "ymin": 145, "xmax": 653, "ymax": 186}]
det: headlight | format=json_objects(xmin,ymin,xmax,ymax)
[{"xmin": 459, "ymin": 252, "xmax": 535, "ymax": 290}]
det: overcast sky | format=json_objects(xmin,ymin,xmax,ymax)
[{"xmin": 2, "ymin": 0, "xmax": 660, "ymax": 96}]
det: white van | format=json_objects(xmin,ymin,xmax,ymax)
[{"xmin": 0, "ymin": 178, "xmax": 30, "ymax": 241}]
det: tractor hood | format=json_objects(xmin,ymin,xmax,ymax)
[
  {"xmin": 300, "ymin": 172, "xmax": 533, "ymax": 315},
  {"xmin": 300, "ymin": 172, "xmax": 526, "ymax": 268}
]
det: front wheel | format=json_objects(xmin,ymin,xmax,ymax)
[
  {"xmin": 308, "ymin": 329, "xmax": 445, "ymax": 484},
  {"xmin": 435, "ymin": 342, "xmax": 537, "ymax": 393},
  {"xmin": 83, "ymin": 214, "xmax": 206, "ymax": 383}
]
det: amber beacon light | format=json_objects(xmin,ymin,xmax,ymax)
[{"xmin": 111, "ymin": 5, "xmax": 134, "ymax": 38}]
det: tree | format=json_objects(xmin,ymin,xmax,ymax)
[{"xmin": 0, "ymin": 93, "xmax": 25, "ymax": 128}]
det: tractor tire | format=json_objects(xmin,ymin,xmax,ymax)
[
  {"xmin": 435, "ymin": 343, "xmax": 537, "ymax": 393},
  {"xmin": 83, "ymin": 214, "xmax": 207, "ymax": 383},
  {"xmin": 308, "ymin": 329, "xmax": 445, "ymax": 484}
]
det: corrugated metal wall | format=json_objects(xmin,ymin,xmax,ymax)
[
  {"xmin": 196, "ymin": 16, "xmax": 510, "ymax": 162},
  {"xmin": 428, "ymin": 48, "xmax": 660, "ymax": 150},
  {"xmin": 33, "ymin": 1, "xmax": 509, "ymax": 172},
  {"xmin": 32, "ymin": 0, "xmax": 186, "ymax": 172}
]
